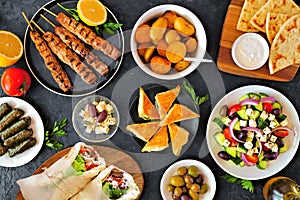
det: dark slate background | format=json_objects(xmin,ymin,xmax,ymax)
[{"xmin": 1, "ymin": 0, "xmax": 300, "ymax": 199}]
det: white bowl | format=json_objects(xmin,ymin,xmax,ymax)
[
  {"xmin": 160, "ymin": 159, "xmax": 216, "ymax": 200},
  {"xmin": 206, "ymin": 85, "xmax": 300, "ymax": 180},
  {"xmin": 231, "ymin": 33, "xmax": 269, "ymax": 70},
  {"xmin": 131, "ymin": 4, "xmax": 207, "ymax": 80}
]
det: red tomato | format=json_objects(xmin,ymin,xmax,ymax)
[
  {"xmin": 85, "ymin": 162, "xmax": 99, "ymax": 171},
  {"xmin": 273, "ymin": 130, "xmax": 289, "ymax": 138},
  {"xmin": 228, "ymin": 104, "xmax": 242, "ymax": 116},
  {"xmin": 79, "ymin": 148, "xmax": 88, "ymax": 154},
  {"xmin": 1, "ymin": 68, "xmax": 31, "ymax": 96},
  {"xmin": 244, "ymin": 154, "xmax": 259, "ymax": 164},
  {"xmin": 223, "ymin": 128, "xmax": 238, "ymax": 146},
  {"xmin": 263, "ymin": 102, "xmax": 273, "ymax": 113}
]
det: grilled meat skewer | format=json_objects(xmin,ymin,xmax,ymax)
[
  {"xmin": 54, "ymin": 26, "xmax": 109, "ymax": 76},
  {"xmin": 42, "ymin": 31, "xmax": 98, "ymax": 85},
  {"xmin": 30, "ymin": 30, "xmax": 73, "ymax": 92},
  {"xmin": 56, "ymin": 12, "xmax": 121, "ymax": 60}
]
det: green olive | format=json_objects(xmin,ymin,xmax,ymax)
[
  {"xmin": 190, "ymin": 183, "xmax": 201, "ymax": 193},
  {"xmin": 184, "ymin": 175, "xmax": 194, "ymax": 184},
  {"xmin": 174, "ymin": 187, "xmax": 183, "ymax": 197},
  {"xmin": 188, "ymin": 189, "xmax": 199, "ymax": 200},
  {"xmin": 177, "ymin": 167, "xmax": 187, "ymax": 176},
  {"xmin": 170, "ymin": 175, "xmax": 185, "ymax": 187},
  {"xmin": 167, "ymin": 184, "xmax": 174, "ymax": 192},
  {"xmin": 188, "ymin": 166, "xmax": 199, "ymax": 178},
  {"xmin": 165, "ymin": 30, "xmax": 180, "ymax": 44},
  {"xmin": 199, "ymin": 184, "xmax": 209, "ymax": 194},
  {"xmin": 186, "ymin": 182, "xmax": 192, "ymax": 189}
]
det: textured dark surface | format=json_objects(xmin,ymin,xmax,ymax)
[{"xmin": 1, "ymin": 0, "xmax": 300, "ymax": 200}]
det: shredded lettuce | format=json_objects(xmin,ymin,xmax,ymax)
[
  {"xmin": 102, "ymin": 182, "xmax": 128, "ymax": 199},
  {"xmin": 72, "ymin": 154, "xmax": 86, "ymax": 174}
]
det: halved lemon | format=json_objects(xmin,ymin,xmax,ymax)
[
  {"xmin": 0, "ymin": 30, "xmax": 23, "ymax": 67},
  {"xmin": 77, "ymin": 0, "xmax": 107, "ymax": 26}
]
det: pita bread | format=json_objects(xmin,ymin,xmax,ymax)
[
  {"xmin": 138, "ymin": 87, "xmax": 160, "ymax": 120},
  {"xmin": 266, "ymin": 12, "xmax": 291, "ymax": 43},
  {"xmin": 126, "ymin": 121, "xmax": 160, "ymax": 142},
  {"xmin": 160, "ymin": 104, "xmax": 199, "ymax": 126},
  {"xmin": 269, "ymin": 14, "xmax": 300, "ymax": 74},
  {"xmin": 142, "ymin": 126, "xmax": 169, "ymax": 152},
  {"xmin": 237, "ymin": 0, "xmax": 268, "ymax": 32},
  {"xmin": 250, "ymin": 0, "xmax": 300, "ymax": 32},
  {"xmin": 168, "ymin": 123, "xmax": 189, "ymax": 156},
  {"xmin": 155, "ymin": 85, "xmax": 181, "ymax": 119}
]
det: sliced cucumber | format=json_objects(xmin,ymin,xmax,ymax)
[
  {"xmin": 249, "ymin": 93, "xmax": 261, "ymax": 100},
  {"xmin": 213, "ymin": 117, "xmax": 225, "ymax": 130},
  {"xmin": 258, "ymin": 152, "xmax": 264, "ymax": 161},
  {"xmin": 272, "ymin": 101, "xmax": 282, "ymax": 109},
  {"xmin": 225, "ymin": 146, "xmax": 237, "ymax": 158},
  {"xmin": 233, "ymin": 120, "xmax": 241, "ymax": 131},
  {"xmin": 239, "ymin": 94, "xmax": 250, "ymax": 102},
  {"xmin": 280, "ymin": 138, "xmax": 288, "ymax": 153},
  {"xmin": 214, "ymin": 132, "xmax": 226, "ymax": 146},
  {"xmin": 257, "ymin": 118, "xmax": 268, "ymax": 129},
  {"xmin": 259, "ymin": 92, "xmax": 268, "ymax": 98},
  {"xmin": 277, "ymin": 114, "xmax": 287, "ymax": 123},
  {"xmin": 230, "ymin": 157, "xmax": 242, "ymax": 165},
  {"xmin": 250, "ymin": 110, "xmax": 261, "ymax": 120},
  {"xmin": 257, "ymin": 160, "xmax": 267, "ymax": 170},
  {"xmin": 237, "ymin": 109, "xmax": 249, "ymax": 120},
  {"xmin": 254, "ymin": 102, "xmax": 263, "ymax": 111},
  {"xmin": 239, "ymin": 161, "xmax": 245, "ymax": 167},
  {"xmin": 236, "ymin": 143, "xmax": 247, "ymax": 153}
]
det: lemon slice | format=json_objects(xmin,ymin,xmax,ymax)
[
  {"xmin": 77, "ymin": 0, "xmax": 107, "ymax": 26},
  {"xmin": 0, "ymin": 30, "xmax": 23, "ymax": 67}
]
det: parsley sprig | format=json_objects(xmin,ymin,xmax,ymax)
[
  {"xmin": 181, "ymin": 81, "xmax": 209, "ymax": 105},
  {"xmin": 221, "ymin": 174, "xmax": 254, "ymax": 193},
  {"xmin": 57, "ymin": 3, "xmax": 80, "ymax": 21},
  {"xmin": 44, "ymin": 118, "xmax": 68, "ymax": 150}
]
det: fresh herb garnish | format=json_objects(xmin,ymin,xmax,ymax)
[
  {"xmin": 103, "ymin": 22, "xmax": 123, "ymax": 34},
  {"xmin": 182, "ymin": 80, "xmax": 209, "ymax": 105},
  {"xmin": 57, "ymin": 3, "xmax": 80, "ymax": 21},
  {"xmin": 44, "ymin": 118, "xmax": 68, "ymax": 150},
  {"xmin": 221, "ymin": 173, "xmax": 254, "ymax": 193}
]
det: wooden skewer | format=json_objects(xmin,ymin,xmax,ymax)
[
  {"xmin": 21, "ymin": 12, "xmax": 33, "ymax": 31},
  {"xmin": 42, "ymin": 7, "xmax": 57, "ymax": 18},
  {"xmin": 31, "ymin": 21, "xmax": 45, "ymax": 34},
  {"xmin": 40, "ymin": 14, "xmax": 56, "ymax": 28}
]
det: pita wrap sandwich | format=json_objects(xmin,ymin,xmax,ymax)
[{"xmin": 17, "ymin": 142, "xmax": 106, "ymax": 200}]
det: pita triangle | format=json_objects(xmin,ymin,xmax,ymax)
[
  {"xmin": 168, "ymin": 123, "xmax": 189, "ymax": 156},
  {"xmin": 126, "ymin": 121, "xmax": 160, "ymax": 142},
  {"xmin": 141, "ymin": 126, "xmax": 169, "ymax": 152}
]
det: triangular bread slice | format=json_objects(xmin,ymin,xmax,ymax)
[
  {"xmin": 250, "ymin": 0, "xmax": 300, "ymax": 32},
  {"xmin": 160, "ymin": 104, "xmax": 199, "ymax": 126},
  {"xmin": 266, "ymin": 12, "xmax": 291, "ymax": 44},
  {"xmin": 168, "ymin": 123, "xmax": 189, "ymax": 156},
  {"xmin": 141, "ymin": 126, "xmax": 169, "ymax": 152},
  {"xmin": 237, "ymin": 0, "xmax": 268, "ymax": 32},
  {"xmin": 126, "ymin": 121, "xmax": 160, "ymax": 142},
  {"xmin": 269, "ymin": 14, "xmax": 300, "ymax": 74},
  {"xmin": 138, "ymin": 87, "xmax": 160, "ymax": 120},
  {"xmin": 155, "ymin": 85, "xmax": 181, "ymax": 119}
]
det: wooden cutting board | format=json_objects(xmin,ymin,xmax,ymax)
[
  {"xmin": 217, "ymin": 0, "xmax": 299, "ymax": 82},
  {"xmin": 16, "ymin": 146, "xmax": 144, "ymax": 200}
]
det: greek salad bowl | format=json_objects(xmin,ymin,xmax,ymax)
[
  {"xmin": 206, "ymin": 85, "xmax": 300, "ymax": 180},
  {"xmin": 72, "ymin": 95, "xmax": 120, "ymax": 143}
]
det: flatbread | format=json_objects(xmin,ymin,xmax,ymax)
[
  {"xmin": 168, "ymin": 123, "xmax": 189, "ymax": 156},
  {"xmin": 126, "ymin": 121, "xmax": 160, "ymax": 142},
  {"xmin": 250, "ymin": 0, "xmax": 300, "ymax": 32},
  {"xmin": 141, "ymin": 126, "xmax": 169, "ymax": 152},
  {"xmin": 266, "ymin": 12, "xmax": 291, "ymax": 43},
  {"xmin": 237, "ymin": 0, "xmax": 268, "ymax": 32},
  {"xmin": 269, "ymin": 14, "xmax": 300, "ymax": 74}
]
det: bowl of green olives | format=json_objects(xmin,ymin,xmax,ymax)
[{"xmin": 160, "ymin": 159, "xmax": 216, "ymax": 200}]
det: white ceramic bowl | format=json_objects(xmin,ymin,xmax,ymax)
[
  {"xmin": 131, "ymin": 4, "xmax": 207, "ymax": 80},
  {"xmin": 160, "ymin": 159, "xmax": 216, "ymax": 200},
  {"xmin": 206, "ymin": 85, "xmax": 300, "ymax": 180},
  {"xmin": 231, "ymin": 33, "xmax": 269, "ymax": 70}
]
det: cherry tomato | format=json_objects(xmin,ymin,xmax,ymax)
[
  {"xmin": 223, "ymin": 128, "xmax": 238, "ymax": 146},
  {"xmin": 263, "ymin": 102, "xmax": 273, "ymax": 113},
  {"xmin": 273, "ymin": 130, "xmax": 289, "ymax": 138},
  {"xmin": 228, "ymin": 104, "xmax": 242, "ymax": 116},
  {"xmin": 1, "ymin": 68, "xmax": 31, "ymax": 96},
  {"xmin": 244, "ymin": 154, "xmax": 259, "ymax": 164}
]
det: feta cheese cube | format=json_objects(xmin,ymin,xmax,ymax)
[
  {"xmin": 269, "ymin": 121, "xmax": 277, "ymax": 129},
  {"xmin": 223, "ymin": 118, "xmax": 232, "ymax": 126},
  {"xmin": 256, "ymin": 131, "xmax": 262, "ymax": 138},
  {"xmin": 96, "ymin": 101, "xmax": 106, "ymax": 112},
  {"xmin": 280, "ymin": 119, "xmax": 288, "ymax": 127},
  {"xmin": 246, "ymin": 108, "xmax": 253, "ymax": 116},
  {"xmin": 223, "ymin": 139, "xmax": 230, "ymax": 147},
  {"xmin": 264, "ymin": 142, "xmax": 271, "ymax": 149},
  {"xmin": 105, "ymin": 104, "xmax": 113, "ymax": 114},
  {"xmin": 270, "ymin": 135, "xmax": 277, "ymax": 143},
  {"xmin": 271, "ymin": 144, "xmax": 278, "ymax": 152},
  {"xmin": 253, "ymin": 147, "xmax": 259, "ymax": 154},
  {"xmin": 263, "ymin": 127, "xmax": 272, "ymax": 135},
  {"xmin": 107, "ymin": 117, "xmax": 116, "ymax": 125},
  {"xmin": 249, "ymin": 119, "xmax": 257, "ymax": 127},
  {"xmin": 248, "ymin": 131, "xmax": 254, "ymax": 139},
  {"xmin": 247, "ymin": 149, "xmax": 254, "ymax": 156},
  {"xmin": 240, "ymin": 120, "xmax": 247, "ymax": 127},
  {"xmin": 268, "ymin": 114, "xmax": 276, "ymax": 121},
  {"xmin": 260, "ymin": 111, "xmax": 268, "ymax": 121},
  {"xmin": 260, "ymin": 135, "xmax": 267, "ymax": 142},
  {"xmin": 244, "ymin": 141, "xmax": 253, "ymax": 149}
]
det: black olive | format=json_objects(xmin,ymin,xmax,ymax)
[
  {"xmin": 97, "ymin": 110, "xmax": 107, "ymax": 123},
  {"xmin": 218, "ymin": 151, "xmax": 231, "ymax": 160},
  {"xmin": 180, "ymin": 194, "xmax": 191, "ymax": 200},
  {"xmin": 273, "ymin": 109, "xmax": 282, "ymax": 116},
  {"xmin": 237, "ymin": 130, "xmax": 248, "ymax": 141},
  {"xmin": 87, "ymin": 103, "xmax": 97, "ymax": 117},
  {"xmin": 194, "ymin": 175, "xmax": 203, "ymax": 185},
  {"xmin": 264, "ymin": 152, "xmax": 279, "ymax": 160},
  {"xmin": 276, "ymin": 138, "xmax": 285, "ymax": 148}
]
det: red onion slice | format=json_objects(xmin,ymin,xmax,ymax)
[
  {"xmin": 241, "ymin": 153, "xmax": 255, "ymax": 167},
  {"xmin": 271, "ymin": 127, "xmax": 296, "ymax": 136},
  {"xmin": 229, "ymin": 117, "xmax": 245, "ymax": 143},
  {"xmin": 242, "ymin": 127, "xmax": 263, "ymax": 134},
  {"xmin": 260, "ymin": 96, "xmax": 276, "ymax": 103},
  {"xmin": 240, "ymin": 99, "xmax": 259, "ymax": 106},
  {"xmin": 256, "ymin": 137, "xmax": 263, "ymax": 156}
]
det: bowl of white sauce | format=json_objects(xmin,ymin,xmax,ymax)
[{"xmin": 231, "ymin": 33, "xmax": 269, "ymax": 70}]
